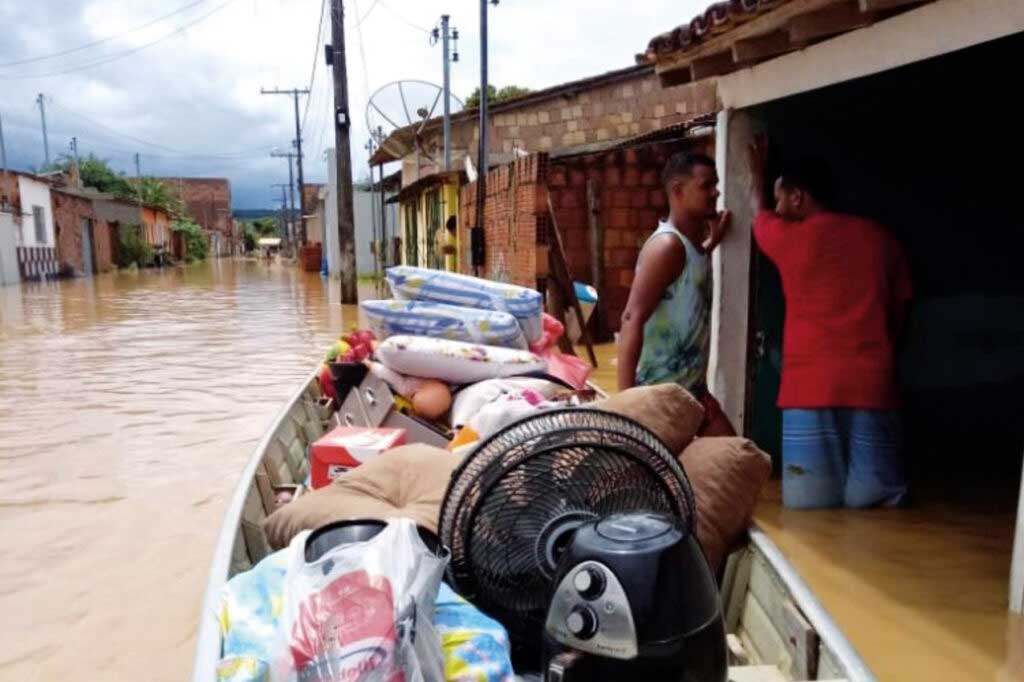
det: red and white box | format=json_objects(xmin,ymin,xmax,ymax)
[{"xmin": 310, "ymin": 426, "xmax": 407, "ymax": 489}]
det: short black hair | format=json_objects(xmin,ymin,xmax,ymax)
[
  {"xmin": 778, "ymin": 156, "xmax": 835, "ymax": 205},
  {"xmin": 661, "ymin": 151, "xmax": 716, "ymax": 188}
]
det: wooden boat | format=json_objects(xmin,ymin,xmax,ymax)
[{"xmin": 191, "ymin": 370, "xmax": 876, "ymax": 682}]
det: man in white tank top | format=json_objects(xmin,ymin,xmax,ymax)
[{"xmin": 617, "ymin": 152, "xmax": 735, "ymax": 436}]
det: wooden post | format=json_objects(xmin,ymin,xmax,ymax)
[
  {"xmin": 586, "ymin": 178, "xmax": 604, "ymax": 339},
  {"xmin": 546, "ymin": 191, "xmax": 598, "ymax": 367},
  {"xmin": 330, "ymin": 0, "xmax": 357, "ymax": 303}
]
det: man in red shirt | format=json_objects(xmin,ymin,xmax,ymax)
[{"xmin": 748, "ymin": 140, "xmax": 913, "ymax": 508}]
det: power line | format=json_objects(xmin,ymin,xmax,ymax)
[
  {"xmin": 351, "ymin": 0, "xmax": 372, "ymax": 105},
  {"xmin": 0, "ymin": 0, "xmax": 211, "ymax": 69},
  {"xmin": 350, "ymin": 0, "xmax": 381, "ymax": 29},
  {"xmin": 300, "ymin": 0, "xmax": 329, "ymax": 132},
  {"xmin": 377, "ymin": 1, "xmax": 431, "ymax": 34},
  {"xmin": 45, "ymin": 96, "xmax": 266, "ymax": 159},
  {"xmin": 0, "ymin": 0, "xmax": 240, "ymax": 80}
]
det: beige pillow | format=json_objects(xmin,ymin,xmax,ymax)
[
  {"xmin": 263, "ymin": 443, "xmax": 459, "ymax": 550},
  {"xmin": 680, "ymin": 437, "xmax": 772, "ymax": 573},
  {"xmin": 591, "ymin": 384, "xmax": 704, "ymax": 453}
]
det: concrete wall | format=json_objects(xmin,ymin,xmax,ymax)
[
  {"xmin": 17, "ymin": 176, "xmax": 55, "ymax": 248},
  {"xmin": 355, "ymin": 189, "xmax": 397, "ymax": 276},
  {"xmin": 0, "ymin": 212, "xmax": 19, "ymax": 285}
]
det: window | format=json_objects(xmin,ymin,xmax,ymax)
[{"xmin": 32, "ymin": 206, "xmax": 46, "ymax": 244}]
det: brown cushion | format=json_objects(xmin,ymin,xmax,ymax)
[
  {"xmin": 263, "ymin": 443, "xmax": 460, "ymax": 550},
  {"xmin": 591, "ymin": 384, "xmax": 704, "ymax": 453},
  {"xmin": 680, "ymin": 437, "xmax": 772, "ymax": 573}
]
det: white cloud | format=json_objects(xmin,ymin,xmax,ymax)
[{"xmin": 0, "ymin": 0, "xmax": 707, "ymax": 207}]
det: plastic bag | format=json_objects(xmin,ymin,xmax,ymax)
[
  {"xmin": 528, "ymin": 314, "xmax": 592, "ymax": 390},
  {"xmin": 271, "ymin": 519, "xmax": 448, "ymax": 682}
]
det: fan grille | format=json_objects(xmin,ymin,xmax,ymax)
[{"xmin": 439, "ymin": 408, "xmax": 695, "ymax": 647}]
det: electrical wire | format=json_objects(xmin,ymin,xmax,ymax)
[
  {"xmin": 377, "ymin": 0, "xmax": 430, "ymax": 34},
  {"xmin": 0, "ymin": 0, "xmax": 241, "ymax": 80},
  {"xmin": 0, "ymin": 0, "xmax": 211, "ymax": 69},
  {"xmin": 45, "ymin": 96, "xmax": 267, "ymax": 159},
  {"xmin": 300, "ymin": 0, "xmax": 328, "ymax": 132}
]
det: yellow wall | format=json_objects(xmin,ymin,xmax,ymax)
[{"xmin": 399, "ymin": 178, "xmax": 461, "ymax": 270}]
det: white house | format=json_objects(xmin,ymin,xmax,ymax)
[{"xmin": 16, "ymin": 172, "xmax": 55, "ymax": 248}]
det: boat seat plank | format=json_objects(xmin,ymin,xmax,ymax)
[
  {"xmin": 739, "ymin": 591, "xmax": 794, "ymax": 675},
  {"xmin": 749, "ymin": 552, "xmax": 819, "ymax": 679},
  {"xmin": 727, "ymin": 664, "xmax": 790, "ymax": 682},
  {"xmin": 264, "ymin": 440, "xmax": 292, "ymax": 486},
  {"xmin": 723, "ymin": 547, "xmax": 754, "ymax": 633}
]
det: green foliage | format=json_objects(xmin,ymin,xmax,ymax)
[
  {"xmin": 464, "ymin": 84, "xmax": 532, "ymax": 109},
  {"xmin": 171, "ymin": 219, "xmax": 208, "ymax": 262},
  {"xmin": 241, "ymin": 218, "xmax": 280, "ymax": 252},
  {"xmin": 115, "ymin": 224, "xmax": 154, "ymax": 268},
  {"xmin": 51, "ymin": 154, "xmax": 183, "ymax": 216}
]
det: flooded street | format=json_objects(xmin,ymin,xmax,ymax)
[{"xmin": 0, "ymin": 259, "xmax": 352, "ymax": 681}]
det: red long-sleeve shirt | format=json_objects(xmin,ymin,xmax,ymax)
[{"xmin": 753, "ymin": 211, "xmax": 913, "ymax": 409}]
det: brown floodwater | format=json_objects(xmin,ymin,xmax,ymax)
[{"xmin": 0, "ymin": 259, "xmax": 356, "ymax": 681}]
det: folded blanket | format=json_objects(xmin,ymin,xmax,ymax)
[
  {"xmin": 386, "ymin": 266, "xmax": 543, "ymax": 342},
  {"xmin": 361, "ymin": 299, "xmax": 528, "ymax": 349}
]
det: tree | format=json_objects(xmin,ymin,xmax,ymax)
[
  {"xmin": 171, "ymin": 218, "xmax": 208, "ymax": 262},
  {"xmin": 50, "ymin": 154, "xmax": 183, "ymax": 216},
  {"xmin": 464, "ymin": 84, "xmax": 532, "ymax": 109}
]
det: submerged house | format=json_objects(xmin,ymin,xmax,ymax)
[{"xmin": 0, "ymin": 170, "xmax": 59, "ymax": 280}]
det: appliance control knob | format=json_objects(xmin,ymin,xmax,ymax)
[
  {"xmin": 572, "ymin": 567, "xmax": 606, "ymax": 600},
  {"xmin": 565, "ymin": 605, "xmax": 598, "ymax": 640}
]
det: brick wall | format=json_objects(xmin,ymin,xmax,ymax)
[
  {"xmin": 458, "ymin": 154, "xmax": 547, "ymax": 288},
  {"xmin": 410, "ymin": 67, "xmax": 717, "ymax": 175},
  {"xmin": 0, "ymin": 172, "xmax": 19, "ymax": 216},
  {"xmin": 158, "ymin": 177, "xmax": 232, "ymax": 236},
  {"xmin": 51, "ymin": 189, "xmax": 93, "ymax": 274},
  {"xmin": 456, "ymin": 136, "xmax": 715, "ymax": 333},
  {"xmin": 92, "ymin": 220, "xmax": 114, "ymax": 272}
]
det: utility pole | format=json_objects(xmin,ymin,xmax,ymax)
[
  {"xmin": 363, "ymin": 138, "xmax": 379, "ymax": 278},
  {"xmin": 379, "ymin": 162, "xmax": 387, "ymax": 268},
  {"xmin": 432, "ymin": 15, "xmax": 459, "ymax": 171},
  {"xmin": 0, "ymin": 112, "xmax": 8, "ymax": 174},
  {"xmin": 70, "ymin": 137, "xmax": 80, "ymax": 187},
  {"xmin": 474, "ymin": 1, "xmax": 497, "ymax": 275},
  {"xmin": 260, "ymin": 87, "xmax": 309, "ymax": 246},
  {"xmin": 328, "ymin": 0, "xmax": 357, "ymax": 303},
  {"xmin": 37, "ymin": 94, "xmax": 50, "ymax": 167},
  {"xmin": 270, "ymin": 149, "xmax": 298, "ymax": 246},
  {"xmin": 134, "ymin": 152, "xmax": 142, "ymax": 180},
  {"xmin": 272, "ymin": 183, "xmax": 290, "ymax": 246}
]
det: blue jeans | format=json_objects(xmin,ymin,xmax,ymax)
[{"xmin": 782, "ymin": 408, "xmax": 907, "ymax": 509}]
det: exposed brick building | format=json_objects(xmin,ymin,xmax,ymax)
[
  {"xmin": 371, "ymin": 64, "xmax": 717, "ymax": 182},
  {"xmin": 458, "ymin": 122, "xmax": 711, "ymax": 335},
  {"xmin": 51, "ymin": 187, "xmax": 115, "ymax": 275},
  {"xmin": 158, "ymin": 177, "xmax": 233, "ymax": 254}
]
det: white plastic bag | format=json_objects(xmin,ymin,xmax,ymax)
[{"xmin": 270, "ymin": 519, "xmax": 448, "ymax": 682}]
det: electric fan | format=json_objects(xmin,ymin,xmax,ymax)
[{"xmin": 439, "ymin": 407, "xmax": 725, "ymax": 680}]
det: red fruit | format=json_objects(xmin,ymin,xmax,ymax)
[{"xmin": 318, "ymin": 364, "xmax": 336, "ymax": 400}]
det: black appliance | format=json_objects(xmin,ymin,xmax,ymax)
[{"xmin": 439, "ymin": 408, "xmax": 727, "ymax": 681}]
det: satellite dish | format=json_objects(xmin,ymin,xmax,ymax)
[{"xmin": 366, "ymin": 80, "xmax": 464, "ymax": 163}]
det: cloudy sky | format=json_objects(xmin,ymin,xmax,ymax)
[{"xmin": 0, "ymin": 0, "xmax": 705, "ymax": 208}]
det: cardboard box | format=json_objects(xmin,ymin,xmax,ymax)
[{"xmin": 310, "ymin": 426, "xmax": 407, "ymax": 488}]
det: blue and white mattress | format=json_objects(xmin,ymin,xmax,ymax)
[
  {"xmin": 361, "ymin": 299, "xmax": 528, "ymax": 349},
  {"xmin": 386, "ymin": 266, "xmax": 544, "ymax": 343}
]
